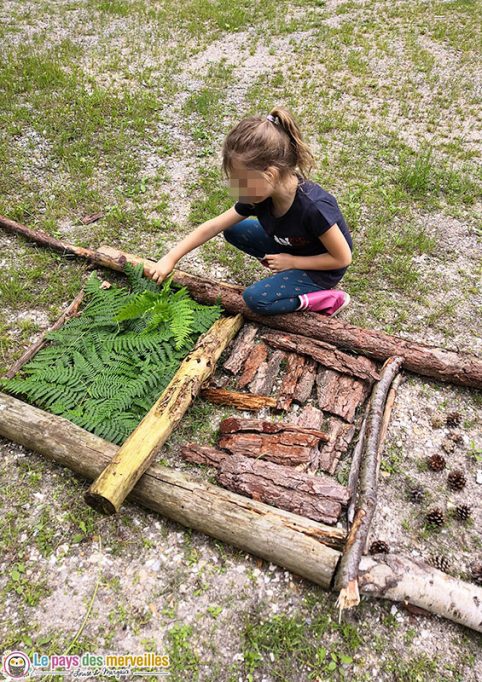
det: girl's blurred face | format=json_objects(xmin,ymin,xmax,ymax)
[{"xmin": 227, "ymin": 161, "xmax": 274, "ymax": 203}]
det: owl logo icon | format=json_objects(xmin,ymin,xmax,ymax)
[{"xmin": 2, "ymin": 651, "xmax": 31, "ymax": 679}]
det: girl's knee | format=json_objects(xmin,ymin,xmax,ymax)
[{"xmin": 242, "ymin": 286, "xmax": 268, "ymax": 314}]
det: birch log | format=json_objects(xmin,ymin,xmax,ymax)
[{"xmin": 84, "ymin": 314, "xmax": 243, "ymax": 514}]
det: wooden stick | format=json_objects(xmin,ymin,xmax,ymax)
[
  {"xmin": 1, "ymin": 391, "xmax": 481, "ymax": 632},
  {"xmin": 5, "ymin": 289, "xmax": 85, "ymax": 379},
  {"xmin": 219, "ymin": 416, "xmax": 329, "ymax": 441},
  {"xmin": 0, "ymin": 218, "xmax": 480, "ymax": 388},
  {"xmin": 334, "ymin": 356, "xmax": 404, "ymax": 610},
  {"xmin": 84, "ymin": 314, "xmax": 243, "ymax": 514},
  {"xmin": 346, "ymin": 416, "xmax": 367, "ymax": 525},
  {"xmin": 200, "ymin": 386, "xmax": 278, "ymax": 410}
]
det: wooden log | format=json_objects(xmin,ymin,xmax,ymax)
[
  {"xmin": 316, "ymin": 368, "xmax": 369, "ymax": 423},
  {"xmin": 0, "ymin": 391, "xmax": 343, "ymax": 582},
  {"xmin": 277, "ymin": 353, "xmax": 306, "ymax": 411},
  {"xmin": 262, "ymin": 331, "xmax": 380, "ymax": 382},
  {"xmin": 1, "ymin": 391, "xmax": 481, "ymax": 632},
  {"xmin": 84, "ymin": 314, "xmax": 243, "ymax": 514},
  {"xmin": 293, "ymin": 357, "xmax": 317, "ymax": 404},
  {"xmin": 5, "ymin": 288, "xmax": 85, "ymax": 379},
  {"xmin": 237, "ymin": 341, "xmax": 268, "ymax": 389},
  {"xmin": 200, "ymin": 386, "xmax": 278, "ymax": 410},
  {"xmin": 219, "ymin": 416, "xmax": 329, "ymax": 441},
  {"xmin": 223, "ymin": 323, "xmax": 258, "ymax": 374},
  {"xmin": 334, "ymin": 356, "xmax": 404, "ymax": 610},
  {"xmin": 248, "ymin": 349, "xmax": 286, "ymax": 395},
  {"xmin": 217, "ymin": 432, "xmax": 320, "ymax": 468},
  {"xmin": 318, "ymin": 417, "xmax": 356, "ymax": 475},
  {"xmin": 358, "ymin": 555, "xmax": 482, "ymax": 634},
  {"xmin": 0, "ymin": 223, "xmax": 479, "ymax": 387}
]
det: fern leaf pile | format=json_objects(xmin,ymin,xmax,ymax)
[{"xmin": 1, "ymin": 264, "xmax": 222, "ymax": 444}]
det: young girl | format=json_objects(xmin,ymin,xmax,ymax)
[{"xmin": 150, "ymin": 106, "xmax": 352, "ymax": 316}]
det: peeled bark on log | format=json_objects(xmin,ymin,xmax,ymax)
[
  {"xmin": 0, "ymin": 223, "xmax": 479, "ymax": 387},
  {"xmin": 277, "ymin": 353, "xmax": 306, "ymax": 411},
  {"xmin": 5, "ymin": 289, "xmax": 85, "ymax": 379},
  {"xmin": 180, "ymin": 445, "xmax": 347, "ymax": 524},
  {"xmin": 0, "ymin": 391, "xmax": 343, "ymax": 583},
  {"xmin": 248, "ymin": 349, "xmax": 286, "ymax": 395},
  {"xmin": 219, "ymin": 416, "xmax": 329, "ymax": 441},
  {"xmin": 358, "ymin": 555, "xmax": 482, "ymax": 633},
  {"xmin": 316, "ymin": 368, "xmax": 369, "ymax": 423},
  {"xmin": 1, "ymin": 392, "xmax": 481, "ymax": 631},
  {"xmin": 84, "ymin": 314, "xmax": 243, "ymax": 514},
  {"xmin": 237, "ymin": 342, "xmax": 269, "ymax": 389},
  {"xmin": 334, "ymin": 356, "xmax": 404, "ymax": 610},
  {"xmin": 223, "ymin": 323, "xmax": 258, "ymax": 374},
  {"xmin": 293, "ymin": 357, "xmax": 317, "ymax": 404},
  {"xmin": 200, "ymin": 386, "xmax": 278, "ymax": 410},
  {"xmin": 318, "ymin": 417, "xmax": 356, "ymax": 475},
  {"xmin": 218, "ymin": 432, "xmax": 320, "ymax": 468},
  {"xmin": 262, "ymin": 331, "xmax": 380, "ymax": 383}
]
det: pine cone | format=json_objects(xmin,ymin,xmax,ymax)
[
  {"xmin": 455, "ymin": 504, "xmax": 472, "ymax": 521},
  {"xmin": 408, "ymin": 485, "xmax": 425, "ymax": 503},
  {"xmin": 470, "ymin": 563, "xmax": 482, "ymax": 585},
  {"xmin": 446, "ymin": 411, "xmax": 462, "ymax": 427},
  {"xmin": 430, "ymin": 555, "xmax": 450, "ymax": 572},
  {"xmin": 447, "ymin": 430, "xmax": 463, "ymax": 444},
  {"xmin": 447, "ymin": 469, "xmax": 467, "ymax": 491},
  {"xmin": 441, "ymin": 437, "xmax": 456, "ymax": 454},
  {"xmin": 427, "ymin": 453, "xmax": 446, "ymax": 472},
  {"xmin": 369, "ymin": 540, "xmax": 390, "ymax": 555},
  {"xmin": 430, "ymin": 414, "xmax": 445, "ymax": 429},
  {"xmin": 426, "ymin": 508, "xmax": 445, "ymax": 527}
]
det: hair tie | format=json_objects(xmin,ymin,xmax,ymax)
[{"xmin": 266, "ymin": 113, "xmax": 280, "ymax": 125}]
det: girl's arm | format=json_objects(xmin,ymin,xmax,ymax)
[
  {"xmin": 276, "ymin": 223, "xmax": 352, "ymax": 271},
  {"xmin": 149, "ymin": 207, "xmax": 245, "ymax": 284}
]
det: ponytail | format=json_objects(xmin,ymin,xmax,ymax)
[{"xmin": 267, "ymin": 106, "xmax": 315, "ymax": 179}]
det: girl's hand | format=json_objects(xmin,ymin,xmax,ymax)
[
  {"xmin": 264, "ymin": 253, "xmax": 295, "ymax": 273},
  {"xmin": 148, "ymin": 255, "xmax": 177, "ymax": 284}
]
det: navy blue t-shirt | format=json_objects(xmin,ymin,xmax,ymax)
[{"xmin": 234, "ymin": 173, "xmax": 353, "ymax": 287}]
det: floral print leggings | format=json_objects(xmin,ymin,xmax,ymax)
[{"xmin": 223, "ymin": 218, "xmax": 333, "ymax": 316}]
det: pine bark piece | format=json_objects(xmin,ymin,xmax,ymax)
[
  {"xmin": 219, "ymin": 416, "xmax": 329, "ymax": 441},
  {"xmin": 316, "ymin": 368, "xmax": 369, "ymax": 423},
  {"xmin": 237, "ymin": 342, "xmax": 269, "ymax": 389},
  {"xmin": 262, "ymin": 331, "xmax": 380, "ymax": 383},
  {"xmin": 248, "ymin": 349, "xmax": 286, "ymax": 395},
  {"xmin": 216, "ymin": 454, "xmax": 349, "ymax": 525},
  {"xmin": 0, "ymin": 223, "xmax": 479, "ymax": 387},
  {"xmin": 277, "ymin": 353, "xmax": 306, "ymax": 411},
  {"xmin": 294, "ymin": 404, "xmax": 324, "ymax": 430},
  {"xmin": 223, "ymin": 323, "xmax": 258, "ymax": 374},
  {"xmin": 5, "ymin": 288, "xmax": 85, "ymax": 379},
  {"xmin": 84, "ymin": 314, "xmax": 244, "ymax": 514},
  {"xmin": 318, "ymin": 417, "xmax": 356, "ymax": 475},
  {"xmin": 200, "ymin": 386, "xmax": 278, "ymax": 410},
  {"xmin": 180, "ymin": 444, "xmax": 227, "ymax": 467},
  {"xmin": 293, "ymin": 357, "xmax": 317, "ymax": 404},
  {"xmin": 217, "ymin": 432, "xmax": 320, "ymax": 467},
  {"xmin": 334, "ymin": 356, "xmax": 404, "ymax": 611}
]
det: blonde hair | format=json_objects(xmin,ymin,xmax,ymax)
[{"xmin": 221, "ymin": 106, "xmax": 315, "ymax": 181}]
